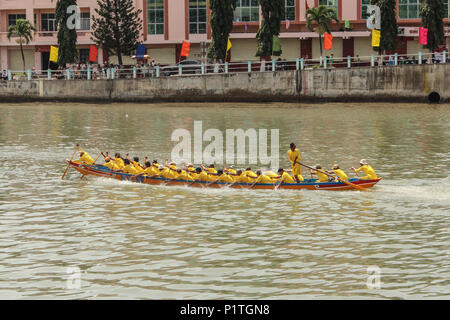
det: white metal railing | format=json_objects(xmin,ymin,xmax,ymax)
[{"xmin": 2, "ymin": 51, "xmax": 448, "ymax": 81}]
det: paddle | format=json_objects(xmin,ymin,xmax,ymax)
[
  {"xmin": 61, "ymin": 144, "xmax": 79, "ymax": 180},
  {"xmin": 352, "ymin": 168, "xmax": 361, "ymax": 177},
  {"xmin": 297, "ymin": 161, "xmax": 368, "ymax": 191},
  {"xmin": 275, "ymin": 180, "xmax": 283, "ymax": 190}
]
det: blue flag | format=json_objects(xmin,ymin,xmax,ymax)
[{"xmin": 136, "ymin": 44, "xmax": 146, "ymax": 59}]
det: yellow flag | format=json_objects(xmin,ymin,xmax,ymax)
[
  {"xmin": 372, "ymin": 30, "xmax": 381, "ymax": 47},
  {"xmin": 49, "ymin": 46, "xmax": 58, "ymax": 62},
  {"xmin": 226, "ymin": 38, "xmax": 232, "ymax": 53}
]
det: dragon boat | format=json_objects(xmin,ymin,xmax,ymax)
[{"xmin": 67, "ymin": 160, "xmax": 381, "ymax": 191}]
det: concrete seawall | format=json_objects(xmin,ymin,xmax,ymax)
[{"xmin": 0, "ymin": 63, "xmax": 448, "ymax": 103}]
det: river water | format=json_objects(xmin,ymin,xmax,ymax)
[{"xmin": 0, "ymin": 102, "xmax": 448, "ymax": 299}]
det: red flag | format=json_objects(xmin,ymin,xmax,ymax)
[
  {"xmin": 324, "ymin": 32, "xmax": 333, "ymax": 50},
  {"xmin": 419, "ymin": 27, "xmax": 428, "ymax": 45},
  {"xmin": 180, "ymin": 40, "xmax": 191, "ymax": 57},
  {"xmin": 305, "ymin": 0, "xmax": 310, "ymax": 10},
  {"xmin": 89, "ymin": 45, "xmax": 98, "ymax": 62}
]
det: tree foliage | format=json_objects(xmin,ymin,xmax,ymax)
[
  {"xmin": 91, "ymin": 0, "xmax": 142, "ymax": 65},
  {"xmin": 256, "ymin": 0, "xmax": 284, "ymax": 57},
  {"xmin": 55, "ymin": 0, "xmax": 78, "ymax": 67},
  {"xmin": 305, "ymin": 5, "xmax": 339, "ymax": 57},
  {"xmin": 420, "ymin": 0, "xmax": 445, "ymax": 51},
  {"xmin": 207, "ymin": 0, "xmax": 236, "ymax": 61},
  {"xmin": 371, "ymin": 0, "xmax": 398, "ymax": 53},
  {"xmin": 7, "ymin": 19, "xmax": 36, "ymax": 71}
]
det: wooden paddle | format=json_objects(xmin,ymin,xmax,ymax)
[
  {"xmin": 61, "ymin": 144, "xmax": 79, "ymax": 180},
  {"xmin": 297, "ymin": 161, "xmax": 368, "ymax": 191}
]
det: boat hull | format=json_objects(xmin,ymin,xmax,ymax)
[{"xmin": 67, "ymin": 161, "xmax": 381, "ymax": 191}]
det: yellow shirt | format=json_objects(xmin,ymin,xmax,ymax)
[
  {"xmin": 227, "ymin": 168, "xmax": 237, "ymax": 175},
  {"xmin": 208, "ymin": 168, "xmax": 218, "ymax": 174},
  {"xmin": 104, "ymin": 161, "xmax": 119, "ymax": 171},
  {"xmin": 178, "ymin": 171, "xmax": 194, "ymax": 181},
  {"xmin": 79, "ymin": 152, "xmax": 95, "ymax": 165},
  {"xmin": 133, "ymin": 161, "xmax": 144, "ymax": 173},
  {"xmin": 244, "ymin": 170, "xmax": 258, "ymax": 180},
  {"xmin": 217, "ymin": 173, "xmax": 234, "ymax": 183},
  {"xmin": 122, "ymin": 164, "xmax": 138, "ymax": 175},
  {"xmin": 295, "ymin": 174, "xmax": 305, "ymax": 182},
  {"xmin": 254, "ymin": 174, "xmax": 274, "ymax": 184},
  {"xmin": 333, "ymin": 169, "xmax": 348, "ymax": 181},
  {"xmin": 266, "ymin": 170, "xmax": 278, "ymax": 178},
  {"xmin": 194, "ymin": 171, "xmax": 209, "ymax": 182},
  {"xmin": 114, "ymin": 158, "xmax": 125, "ymax": 169},
  {"xmin": 237, "ymin": 174, "xmax": 251, "ymax": 184},
  {"xmin": 288, "ymin": 148, "xmax": 301, "ymax": 166},
  {"xmin": 281, "ymin": 172, "xmax": 295, "ymax": 184},
  {"xmin": 313, "ymin": 170, "xmax": 329, "ymax": 183},
  {"xmin": 355, "ymin": 165, "xmax": 378, "ymax": 180},
  {"xmin": 142, "ymin": 167, "xmax": 158, "ymax": 177}
]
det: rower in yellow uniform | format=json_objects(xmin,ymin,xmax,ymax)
[
  {"xmin": 133, "ymin": 157, "xmax": 145, "ymax": 173},
  {"xmin": 76, "ymin": 150, "xmax": 95, "ymax": 165},
  {"xmin": 276, "ymin": 168, "xmax": 295, "ymax": 184},
  {"xmin": 208, "ymin": 170, "xmax": 234, "ymax": 186},
  {"xmin": 250, "ymin": 170, "xmax": 275, "ymax": 188},
  {"xmin": 328, "ymin": 164, "xmax": 348, "ymax": 182},
  {"xmin": 104, "ymin": 156, "xmax": 119, "ymax": 171},
  {"xmin": 352, "ymin": 159, "xmax": 378, "ymax": 180},
  {"xmin": 113, "ymin": 153, "xmax": 125, "ymax": 170},
  {"xmin": 243, "ymin": 167, "xmax": 258, "ymax": 181},
  {"xmin": 288, "ymin": 142, "xmax": 302, "ymax": 183},
  {"xmin": 122, "ymin": 159, "xmax": 138, "ymax": 175},
  {"xmin": 191, "ymin": 167, "xmax": 209, "ymax": 184},
  {"xmin": 310, "ymin": 165, "xmax": 329, "ymax": 183}
]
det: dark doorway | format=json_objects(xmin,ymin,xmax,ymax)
[
  {"xmin": 42, "ymin": 52, "xmax": 58, "ymax": 70},
  {"xmin": 301, "ymin": 39, "xmax": 312, "ymax": 59}
]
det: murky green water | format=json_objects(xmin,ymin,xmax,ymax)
[{"xmin": 0, "ymin": 102, "xmax": 449, "ymax": 299}]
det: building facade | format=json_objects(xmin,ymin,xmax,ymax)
[{"xmin": 1, "ymin": 0, "xmax": 450, "ymax": 70}]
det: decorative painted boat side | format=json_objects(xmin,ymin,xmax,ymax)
[{"xmin": 67, "ymin": 161, "xmax": 381, "ymax": 191}]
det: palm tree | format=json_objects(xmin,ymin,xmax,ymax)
[
  {"xmin": 305, "ymin": 5, "xmax": 339, "ymax": 57},
  {"xmin": 7, "ymin": 19, "xmax": 37, "ymax": 71}
]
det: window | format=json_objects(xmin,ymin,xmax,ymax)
[
  {"xmin": 398, "ymin": 0, "xmax": 421, "ymax": 19},
  {"xmin": 147, "ymin": 0, "xmax": 164, "ymax": 35},
  {"xmin": 361, "ymin": 0, "xmax": 371, "ymax": 20},
  {"xmin": 80, "ymin": 12, "xmax": 90, "ymax": 30},
  {"xmin": 41, "ymin": 13, "xmax": 56, "ymax": 32},
  {"xmin": 319, "ymin": 0, "xmax": 338, "ymax": 12},
  {"xmin": 189, "ymin": 0, "xmax": 207, "ymax": 34},
  {"xmin": 8, "ymin": 14, "xmax": 26, "ymax": 26},
  {"xmin": 234, "ymin": 0, "xmax": 259, "ymax": 22},
  {"xmin": 283, "ymin": 0, "xmax": 296, "ymax": 21}
]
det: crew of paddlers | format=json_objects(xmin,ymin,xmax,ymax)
[{"xmin": 70, "ymin": 142, "xmax": 378, "ymax": 186}]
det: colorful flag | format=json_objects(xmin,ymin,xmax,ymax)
[
  {"xmin": 244, "ymin": 21, "xmax": 248, "ymax": 32},
  {"xmin": 286, "ymin": 19, "xmax": 290, "ymax": 30},
  {"xmin": 372, "ymin": 29, "xmax": 381, "ymax": 47},
  {"xmin": 226, "ymin": 38, "xmax": 232, "ymax": 53},
  {"xmin": 324, "ymin": 32, "xmax": 333, "ymax": 50},
  {"xmin": 180, "ymin": 40, "xmax": 191, "ymax": 57},
  {"xmin": 136, "ymin": 43, "xmax": 146, "ymax": 59},
  {"xmin": 89, "ymin": 45, "xmax": 98, "ymax": 62},
  {"xmin": 49, "ymin": 46, "xmax": 58, "ymax": 62},
  {"xmin": 419, "ymin": 27, "xmax": 428, "ymax": 45},
  {"xmin": 305, "ymin": 0, "xmax": 310, "ymax": 10}
]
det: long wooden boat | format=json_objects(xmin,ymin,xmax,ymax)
[{"xmin": 67, "ymin": 160, "xmax": 381, "ymax": 191}]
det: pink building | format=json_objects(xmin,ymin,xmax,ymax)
[{"xmin": 1, "ymin": 0, "xmax": 450, "ymax": 70}]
